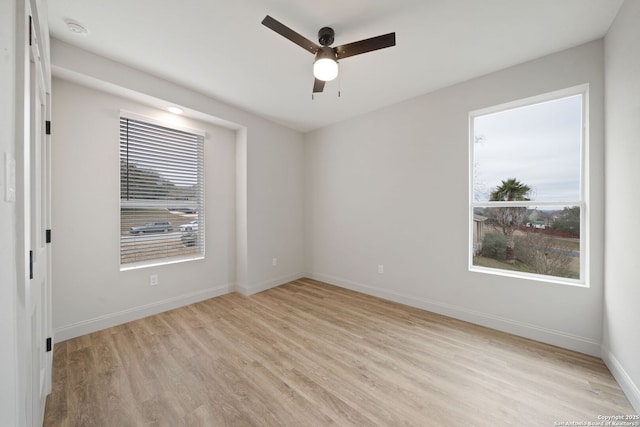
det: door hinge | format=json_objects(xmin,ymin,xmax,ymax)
[
  {"xmin": 46, "ymin": 337, "xmax": 52, "ymax": 352},
  {"xmin": 46, "ymin": 229, "xmax": 51, "ymax": 243},
  {"xmin": 29, "ymin": 250, "xmax": 33, "ymax": 279},
  {"xmin": 45, "ymin": 120, "xmax": 51, "ymax": 135},
  {"xmin": 29, "ymin": 16, "xmax": 32, "ymax": 46}
]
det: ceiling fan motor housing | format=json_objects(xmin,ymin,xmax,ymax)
[{"xmin": 318, "ymin": 27, "xmax": 335, "ymax": 46}]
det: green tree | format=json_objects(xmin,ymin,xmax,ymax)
[
  {"xmin": 490, "ymin": 178, "xmax": 531, "ymax": 264},
  {"xmin": 120, "ymin": 160, "xmax": 175, "ymax": 200},
  {"xmin": 552, "ymin": 207, "xmax": 580, "ymax": 237},
  {"xmin": 481, "ymin": 232, "xmax": 507, "ymax": 260}
]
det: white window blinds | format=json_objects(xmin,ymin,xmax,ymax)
[{"xmin": 120, "ymin": 116, "xmax": 204, "ymax": 265}]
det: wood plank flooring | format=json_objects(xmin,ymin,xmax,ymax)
[{"xmin": 44, "ymin": 278, "xmax": 635, "ymax": 426}]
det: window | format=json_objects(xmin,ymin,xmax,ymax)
[
  {"xmin": 469, "ymin": 87, "xmax": 586, "ymax": 285},
  {"xmin": 120, "ymin": 114, "xmax": 204, "ymax": 267}
]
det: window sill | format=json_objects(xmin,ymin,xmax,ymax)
[
  {"xmin": 469, "ymin": 265, "xmax": 588, "ymax": 288},
  {"xmin": 120, "ymin": 254, "xmax": 205, "ymax": 271}
]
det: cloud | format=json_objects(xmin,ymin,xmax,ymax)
[{"xmin": 473, "ymin": 94, "xmax": 582, "ymax": 202}]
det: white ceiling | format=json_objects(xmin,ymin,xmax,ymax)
[{"xmin": 47, "ymin": 0, "xmax": 623, "ymax": 132}]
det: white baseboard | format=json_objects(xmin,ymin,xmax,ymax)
[
  {"xmin": 602, "ymin": 346, "xmax": 640, "ymax": 413},
  {"xmin": 54, "ymin": 283, "xmax": 233, "ymax": 342},
  {"xmin": 308, "ymin": 272, "xmax": 602, "ymax": 357},
  {"xmin": 236, "ymin": 272, "xmax": 305, "ymax": 296}
]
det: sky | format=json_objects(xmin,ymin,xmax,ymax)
[{"xmin": 473, "ymin": 94, "xmax": 582, "ymax": 203}]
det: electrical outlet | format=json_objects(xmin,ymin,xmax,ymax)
[
  {"xmin": 150, "ymin": 274, "xmax": 158, "ymax": 286},
  {"xmin": 272, "ymin": 257, "xmax": 278, "ymax": 266},
  {"xmin": 378, "ymin": 265, "xmax": 384, "ymax": 274}
]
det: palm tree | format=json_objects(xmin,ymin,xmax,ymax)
[{"xmin": 490, "ymin": 178, "xmax": 531, "ymax": 264}]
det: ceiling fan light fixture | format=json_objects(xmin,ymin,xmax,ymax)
[{"xmin": 313, "ymin": 47, "xmax": 338, "ymax": 82}]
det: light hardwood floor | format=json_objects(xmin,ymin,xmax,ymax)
[{"xmin": 44, "ymin": 278, "xmax": 635, "ymax": 426}]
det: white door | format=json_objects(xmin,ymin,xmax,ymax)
[{"xmin": 26, "ymin": 10, "xmax": 52, "ymax": 426}]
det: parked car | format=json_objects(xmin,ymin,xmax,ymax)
[
  {"xmin": 130, "ymin": 221, "xmax": 173, "ymax": 234},
  {"xmin": 179, "ymin": 220, "xmax": 198, "ymax": 232},
  {"xmin": 168, "ymin": 207, "xmax": 197, "ymax": 214},
  {"xmin": 526, "ymin": 222, "xmax": 547, "ymax": 229}
]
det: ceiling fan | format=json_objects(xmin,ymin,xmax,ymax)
[{"xmin": 261, "ymin": 15, "xmax": 396, "ymax": 94}]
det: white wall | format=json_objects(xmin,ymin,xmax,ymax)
[
  {"xmin": 603, "ymin": 0, "xmax": 640, "ymax": 413},
  {"xmin": 52, "ymin": 78, "xmax": 238, "ymax": 339},
  {"xmin": 51, "ymin": 39, "xmax": 306, "ymax": 298},
  {"xmin": 245, "ymin": 125, "xmax": 306, "ymax": 292},
  {"xmin": 305, "ymin": 40, "xmax": 605, "ymax": 356},
  {"xmin": 50, "ymin": 39, "xmax": 306, "ymax": 339},
  {"xmin": 0, "ymin": 0, "xmax": 18, "ymax": 424}
]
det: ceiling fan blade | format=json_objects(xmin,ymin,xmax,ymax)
[
  {"xmin": 262, "ymin": 15, "xmax": 320, "ymax": 54},
  {"xmin": 334, "ymin": 32, "xmax": 396, "ymax": 60},
  {"xmin": 313, "ymin": 78, "xmax": 325, "ymax": 93}
]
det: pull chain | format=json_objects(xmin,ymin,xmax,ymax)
[{"xmin": 338, "ymin": 64, "xmax": 341, "ymax": 97}]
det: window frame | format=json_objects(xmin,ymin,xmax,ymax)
[
  {"xmin": 468, "ymin": 85, "xmax": 588, "ymax": 287},
  {"xmin": 119, "ymin": 110, "xmax": 206, "ymax": 270}
]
